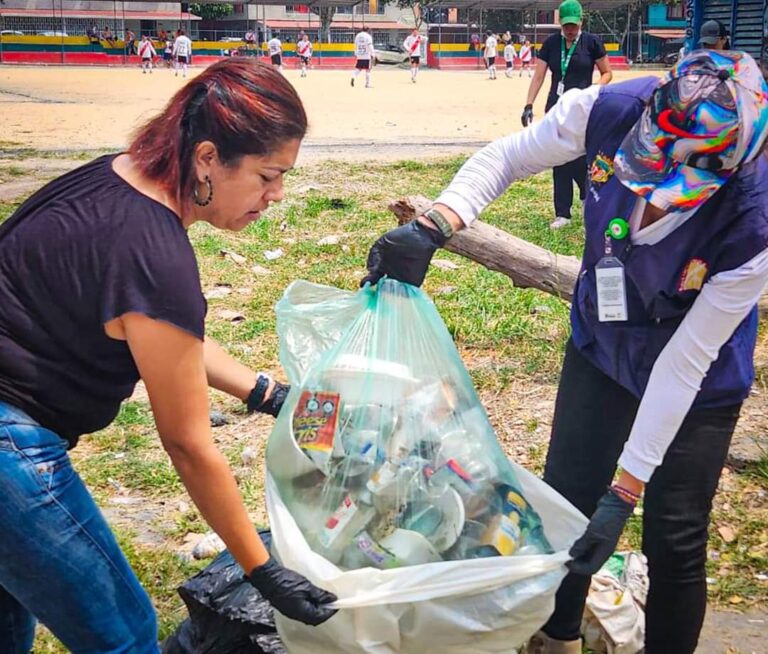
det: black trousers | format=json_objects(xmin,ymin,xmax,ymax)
[
  {"xmin": 542, "ymin": 340, "xmax": 740, "ymax": 654},
  {"xmin": 553, "ymin": 156, "xmax": 587, "ymax": 220}
]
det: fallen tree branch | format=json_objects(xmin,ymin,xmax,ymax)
[{"xmin": 389, "ymin": 196, "xmax": 579, "ymax": 301}]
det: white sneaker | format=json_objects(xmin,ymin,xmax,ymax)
[{"xmin": 549, "ymin": 216, "xmax": 571, "ymax": 229}]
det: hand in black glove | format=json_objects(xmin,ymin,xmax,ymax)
[
  {"xmin": 566, "ymin": 490, "xmax": 635, "ymax": 577},
  {"xmin": 521, "ymin": 104, "xmax": 534, "ymax": 127},
  {"xmin": 361, "ymin": 220, "xmax": 447, "ymax": 288},
  {"xmin": 249, "ymin": 558, "xmax": 338, "ymax": 626},
  {"xmin": 247, "ymin": 374, "xmax": 290, "ymax": 417}
]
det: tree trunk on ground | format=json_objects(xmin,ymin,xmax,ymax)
[
  {"xmin": 390, "ymin": 195, "xmax": 768, "ymax": 313},
  {"xmin": 389, "ymin": 196, "xmax": 580, "ymax": 301}
]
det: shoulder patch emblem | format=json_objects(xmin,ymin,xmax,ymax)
[
  {"xmin": 678, "ymin": 258, "xmax": 708, "ymax": 292},
  {"xmin": 590, "ymin": 154, "xmax": 614, "ymax": 185}
]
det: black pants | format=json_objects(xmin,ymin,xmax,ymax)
[
  {"xmin": 553, "ymin": 156, "xmax": 587, "ymax": 219},
  {"xmin": 542, "ymin": 340, "xmax": 740, "ymax": 654}
]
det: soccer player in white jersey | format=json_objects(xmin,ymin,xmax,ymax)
[
  {"xmin": 503, "ymin": 40, "xmax": 517, "ymax": 78},
  {"xmin": 351, "ymin": 27, "xmax": 374, "ymax": 88},
  {"xmin": 403, "ymin": 29, "xmax": 425, "ymax": 83},
  {"xmin": 267, "ymin": 35, "xmax": 283, "ymax": 72},
  {"xmin": 138, "ymin": 35, "xmax": 157, "ymax": 74},
  {"xmin": 484, "ymin": 30, "xmax": 498, "ymax": 79},
  {"xmin": 297, "ymin": 34, "xmax": 312, "ymax": 77},
  {"xmin": 172, "ymin": 29, "xmax": 192, "ymax": 78},
  {"xmin": 519, "ymin": 39, "xmax": 533, "ymax": 77}
]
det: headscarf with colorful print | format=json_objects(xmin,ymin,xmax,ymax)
[{"xmin": 614, "ymin": 50, "xmax": 768, "ymax": 213}]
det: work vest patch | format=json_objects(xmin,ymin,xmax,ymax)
[
  {"xmin": 678, "ymin": 258, "xmax": 709, "ymax": 292},
  {"xmin": 590, "ymin": 153, "xmax": 614, "ymax": 185}
]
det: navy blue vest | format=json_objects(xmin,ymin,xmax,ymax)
[{"xmin": 572, "ymin": 77, "xmax": 768, "ymax": 408}]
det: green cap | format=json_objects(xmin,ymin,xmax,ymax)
[{"xmin": 558, "ymin": 0, "xmax": 583, "ymax": 25}]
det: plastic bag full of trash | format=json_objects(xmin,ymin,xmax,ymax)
[
  {"xmin": 265, "ymin": 280, "xmax": 587, "ymax": 654},
  {"xmin": 269, "ymin": 279, "xmax": 551, "ymax": 569}
]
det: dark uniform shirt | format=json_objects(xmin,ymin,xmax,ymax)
[{"xmin": 538, "ymin": 31, "xmax": 607, "ymax": 111}]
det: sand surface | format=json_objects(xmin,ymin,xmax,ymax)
[{"xmin": 0, "ymin": 65, "xmax": 659, "ymax": 159}]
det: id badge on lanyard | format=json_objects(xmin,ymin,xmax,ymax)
[
  {"xmin": 558, "ymin": 35, "xmax": 579, "ymax": 97},
  {"xmin": 596, "ymin": 218, "xmax": 629, "ymax": 322}
]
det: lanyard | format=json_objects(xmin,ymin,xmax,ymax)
[{"xmin": 560, "ymin": 35, "xmax": 579, "ymax": 78}]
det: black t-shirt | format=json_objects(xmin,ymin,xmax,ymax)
[
  {"xmin": 538, "ymin": 31, "xmax": 607, "ymax": 110},
  {"xmin": 0, "ymin": 155, "xmax": 206, "ymax": 446}
]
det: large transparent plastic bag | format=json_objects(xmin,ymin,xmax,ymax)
[{"xmin": 266, "ymin": 280, "xmax": 587, "ymax": 654}]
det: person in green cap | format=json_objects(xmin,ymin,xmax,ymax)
[{"xmin": 522, "ymin": 0, "xmax": 612, "ymax": 230}]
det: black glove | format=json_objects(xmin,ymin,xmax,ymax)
[
  {"xmin": 246, "ymin": 375, "xmax": 290, "ymax": 417},
  {"xmin": 566, "ymin": 490, "xmax": 634, "ymax": 577},
  {"xmin": 521, "ymin": 104, "xmax": 534, "ymax": 127},
  {"xmin": 361, "ymin": 220, "xmax": 447, "ymax": 288},
  {"xmin": 249, "ymin": 558, "xmax": 338, "ymax": 626}
]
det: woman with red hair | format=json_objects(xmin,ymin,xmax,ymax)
[{"xmin": 0, "ymin": 59, "xmax": 336, "ymax": 652}]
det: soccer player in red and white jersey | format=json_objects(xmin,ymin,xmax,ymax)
[
  {"xmin": 138, "ymin": 35, "xmax": 157, "ymax": 74},
  {"xmin": 519, "ymin": 39, "xmax": 533, "ymax": 77},
  {"xmin": 403, "ymin": 29, "xmax": 425, "ymax": 83},
  {"xmin": 297, "ymin": 34, "xmax": 312, "ymax": 77}
]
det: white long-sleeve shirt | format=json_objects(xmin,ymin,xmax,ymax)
[
  {"xmin": 172, "ymin": 35, "xmax": 192, "ymax": 58},
  {"xmin": 435, "ymin": 85, "xmax": 768, "ymax": 482}
]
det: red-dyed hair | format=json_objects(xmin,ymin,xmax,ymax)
[{"xmin": 129, "ymin": 59, "xmax": 307, "ymax": 215}]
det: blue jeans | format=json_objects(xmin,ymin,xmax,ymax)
[{"xmin": 0, "ymin": 401, "xmax": 160, "ymax": 654}]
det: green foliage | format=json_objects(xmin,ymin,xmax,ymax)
[{"xmin": 189, "ymin": 3, "xmax": 234, "ymax": 21}]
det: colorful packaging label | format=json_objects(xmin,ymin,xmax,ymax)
[
  {"xmin": 481, "ymin": 513, "xmax": 521, "ymax": 556},
  {"xmin": 498, "ymin": 484, "xmax": 530, "ymax": 522},
  {"xmin": 319, "ymin": 494, "xmax": 359, "ymax": 548},
  {"xmin": 355, "ymin": 531, "xmax": 400, "ymax": 569},
  {"xmin": 293, "ymin": 391, "xmax": 340, "ymax": 453}
]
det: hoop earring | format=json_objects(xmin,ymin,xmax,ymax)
[{"xmin": 193, "ymin": 176, "xmax": 213, "ymax": 207}]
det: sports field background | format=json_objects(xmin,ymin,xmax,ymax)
[{"xmin": 0, "ymin": 66, "xmax": 659, "ymax": 155}]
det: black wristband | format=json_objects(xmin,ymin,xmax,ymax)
[{"xmin": 246, "ymin": 375, "xmax": 270, "ymax": 413}]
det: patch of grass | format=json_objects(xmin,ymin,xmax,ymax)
[
  {"xmin": 0, "ymin": 147, "xmax": 116, "ymax": 161},
  {"xmin": 389, "ymin": 160, "xmax": 428, "ymax": 172},
  {"xmin": 0, "ymin": 200, "xmax": 21, "ymax": 225},
  {"xmin": 0, "ymin": 165, "xmax": 25, "ymax": 177},
  {"xmin": 113, "ymin": 401, "xmax": 155, "ymax": 428}
]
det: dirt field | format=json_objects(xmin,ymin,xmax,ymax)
[{"xmin": 0, "ymin": 65, "xmax": 660, "ymax": 157}]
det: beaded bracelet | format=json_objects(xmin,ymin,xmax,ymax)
[{"xmin": 609, "ymin": 484, "xmax": 641, "ymax": 506}]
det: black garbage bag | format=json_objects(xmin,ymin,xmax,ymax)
[{"xmin": 163, "ymin": 530, "xmax": 286, "ymax": 654}]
